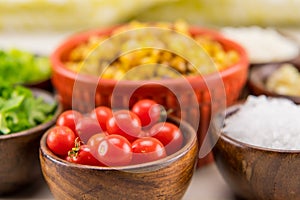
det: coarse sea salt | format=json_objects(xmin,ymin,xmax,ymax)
[{"xmin": 223, "ymin": 95, "xmax": 300, "ymax": 150}]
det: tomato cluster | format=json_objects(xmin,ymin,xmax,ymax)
[{"xmin": 46, "ymin": 99, "xmax": 184, "ymax": 167}]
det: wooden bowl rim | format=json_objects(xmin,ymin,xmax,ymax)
[
  {"xmin": 213, "ymin": 104, "xmax": 300, "ymax": 154},
  {"xmin": 249, "ymin": 62, "xmax": 300, "ymax": 103},
  {"xmin": 0, "ymin": 88, "xmax": 63, "ymax": 140},
  {"xmin": 50, "ymin": 25, "xmax": 249, "ymax": 86},
  {"xmin": 40, "ymin": 116, "xmax": 198, "ymax": 171}
]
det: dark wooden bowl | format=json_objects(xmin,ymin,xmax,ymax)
[
  {"xmin": 40, "ymin": 117, "xmax": 198, "ymax": 200},
  {"xmin": 248, "ymin": 62, "xmax": 300, "ymax": 104},
  {"xmin": 0, "ymin": 89, "xmax": 62, "ymax": 195},
  {"xmin": 211, "ymin": 105, "xmax": 300, "ymax": 200}
]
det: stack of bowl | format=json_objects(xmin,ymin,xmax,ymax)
[{"xmin": 50, "ymin": 23, "xmax": 249, "ymax": 166}]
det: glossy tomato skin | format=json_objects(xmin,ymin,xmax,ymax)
[
  {"xmin": 131, "ymin": 137, "xmax": 167, "ymax": 165},
  {"xmin": 90, "ymin": 106, "xmax": 112, "ymax": 132},
  {"xmin": 149, "ymin": 122, "xmax": 183, "ymax": 155},
  {"xmin": 66, "ymin": 145, "xmax": 104, "ymax": 166},
  {"xmin": 76, "ymin": 117, "xmax": 102, "ymax": 144},
  {"xmin": 46, "ymin": 126, "xmax": 76, "ymax": 156},
  {"xmin": 56, "ymin": 110, "xmax": 82, "ymax": 137},
  {"xmin": 106, "ymin": 110, "xmax": 142, "ymax": 142},
  {"xmin": 132, "ymin": 99, "xmax": 161, "ymax": 128},
  {"xmin": 86, "ymin": 132, "xmax": 107, "ymax": 155},
  {"xmin": 96, "ymin": 134, "xmax": 132, "ymax": 166},
  {"xmin": 87, "ymin": 132, "xmax": 107, "ymax": 149}
]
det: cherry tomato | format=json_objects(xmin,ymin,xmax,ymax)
[
  {"xmin": 90, "ymin": 106, "xmax": 112, "ymax": 132},
  {"xmin": 56, "ymin": 110, "xmax": 82, "ymax": 137},
  {"xmin": 131, "ymin": 137, "xmax": 167, "ymax": 165},
  {"xmin": 76, "ymin": 117, "xmax": 102, "ymax": 144},
  {"xmin": 66, "ymin": 145, "xmax": 104, "ymax": 166},
  {"xmin": 132, "ymin": 99, "xmax": 161, "ymax": 128},
  {"xmin": 96, "ymin": 134, "xmax": 132, "ymax": 166},
  {"xmin": 149, "ymin": 122, "xmax": 183, "ymax": 155},
  {"xmin": 106, "ymin": 110, "xmax": 142, "ymax": 142},
  {"xmin": 86, "ymin": 132, "xmax": 107, "ymax": 155},
  {"xmin": 46, "ymin": 126, "xmax": 76, "ymax": 156}
]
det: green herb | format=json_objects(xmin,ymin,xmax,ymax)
[
  {"xmin": 0, "ymin": 84, "xmax": 57, "ymax": 135},
  {"xmin": 0, "ymin": 48, "xmax": 51, "ymax": 85}
]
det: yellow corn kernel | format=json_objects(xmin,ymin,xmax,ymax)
[
  {"xmin": 119, "ymin": 54, "xmax": 133, "ymax": 69},
  {"xmin": 140, "ymin": 56, "xmax": 156, "ymax": 65},
  {"xmin": 170, "ymin": 56, "xmax": 186, "ymax": 72},
  {"xmin": 214, "ymin": 52, "xmax": 226, "ymax": 63},
  {"xmin": 227, "ymin": 50, "xmax": 240, "ymax": 63},
  {"xmin": 101, "ymin": 67, "xmax": 116, "ymax": 79},
  {"xmin": 160, "ymin": 51, "xmax": 173, "ymax": 62}
]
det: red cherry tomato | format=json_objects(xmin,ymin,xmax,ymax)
[
  {"xmin": 90, "ymin": 106, "xmax": 112, "ymax": 132},
  {"xmin": 56, "ymin": 110, "xmax": 82, "ymax": 136},
  {"xmin": 132, "ymin": 99, "xmax": 161, "ymax": 128},
  {"xmin": 149, "ymin": 122, "xmax": 183, "ymax": 155},
  {"xmin": 46, "ymin": 126, "xmax": 76, "ymax": 156},
  {"xmin": 96, "ymin": 134, "xmax": 132, "ymax": 166},
  {"xmin": 131, "ymin": 137, "xmax": 167, "ymax": 165},
  {"xmin": 106, "ymin": 110, "xmax": 142, "ymax": 142},
  {"xmin": 66, "ymin": 145, "xmax": 104, "ymax": 166},
  {"xmin": 76, "ymin": 117, "xmax": 102, "ymax": 144},
  {"xmin": 86, "ymin": 132, "xmax": 108, "ymax": 155}
]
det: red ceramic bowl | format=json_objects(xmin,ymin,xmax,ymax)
[{"xmin": 50, "ymin": 25, "xmax": 249, "ymax": 167}]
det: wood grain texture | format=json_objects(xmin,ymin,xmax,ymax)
[
  {"xmin": 212, "ymin": 105, "xmax": 300, "ymax": 200},
  {"xmin": 0, "ymin": 89, "xmax": 62, "ymax": 195},
  {"xmin": 40, "ymin": 117, "xmax": 198, "ymax": 200}
]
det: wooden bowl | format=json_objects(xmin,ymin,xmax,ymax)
[
  {"xmin": 0, "ymin": 89, "xmax": 62, "ymax": 195},
  {"xmin": 50, "ymin": 25, "xmax": 249, "ymax": 167},
  {"xmin": 39, "ymin": 117, "xmax": 198, "ymax": 200},
  {"xmin": 248, "ymin": 62, "xmax": 300, "ymax": 104},
  {"xmin": 211, "ymin": 105, "xmax": 300, "ymax": 200}
]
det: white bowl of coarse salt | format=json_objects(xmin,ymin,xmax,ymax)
[
  {"xmin": 221, "ymin": 26, "xmax": 299, "ymax": 64},
  {"xmin": 223, "ymin": 95, "xmax": 300, "ymax": 150}
]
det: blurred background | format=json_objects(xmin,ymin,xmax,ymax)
[
  {"xmin": 0, "ymin": 0, "xmax": 299, "ymax": 55},
  {"xmin": 0, "ymin": 0, "xmax": 300, "ymax": 55},
  {"xmin": 1, "ymin": 0, "xmax": 300, "ymax": 31}
]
